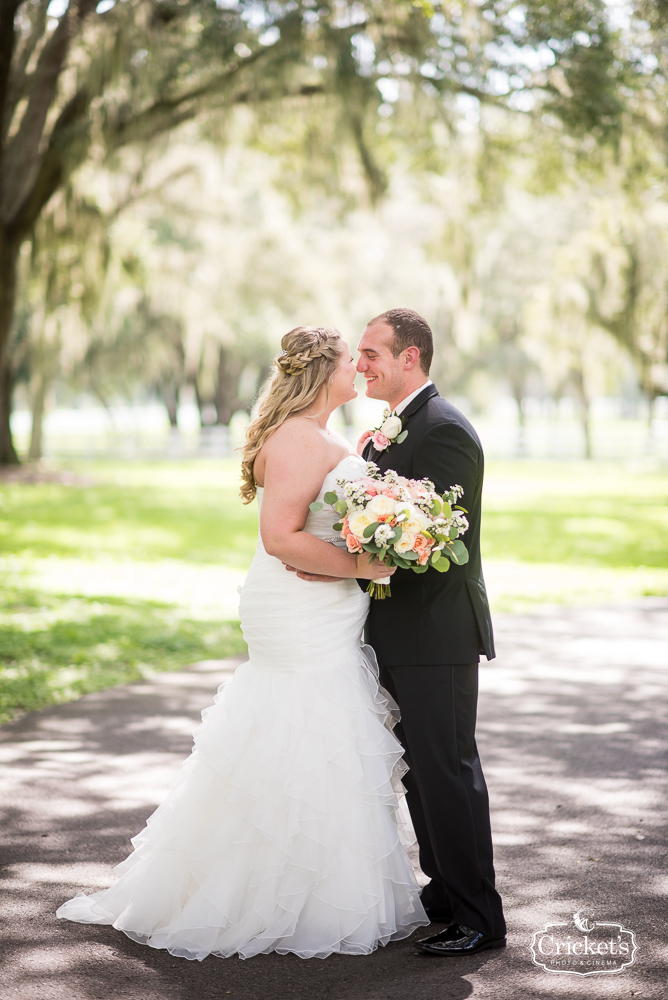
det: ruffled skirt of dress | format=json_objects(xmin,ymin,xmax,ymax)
[{"xmin": 56, "ymin": 547, "xmax": 428, "ymax": 960}]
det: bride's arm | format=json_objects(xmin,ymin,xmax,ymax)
[{"xmin": 258, "ymin": 422, "xmax": 394, "ymax": 581}]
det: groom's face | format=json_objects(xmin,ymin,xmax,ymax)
[{"xmin": 357, "ymin": 322, "xmax": 407, "ymax": 404}]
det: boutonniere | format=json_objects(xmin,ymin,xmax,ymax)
[{"xmin": 370, "ymin": 409, "xmax": 408, "ymax": 452}]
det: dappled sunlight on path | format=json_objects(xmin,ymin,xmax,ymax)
[{"xmin": 0, "ymin": 603, "xmax": 666, "ymax": 999}]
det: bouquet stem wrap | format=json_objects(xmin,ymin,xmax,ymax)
[{"xmin": 367, "ymin": 577, "xmax": 392, "ymax": 600}]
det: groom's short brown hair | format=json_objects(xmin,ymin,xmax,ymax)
[{"xmin": 368, "ymin": 308, "xmax": 433, "ymax": 375}]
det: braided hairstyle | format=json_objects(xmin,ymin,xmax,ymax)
[{"xmin": 240, "ymin": 326, "xmax": 344, "ymax": 503}]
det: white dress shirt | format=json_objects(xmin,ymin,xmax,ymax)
[{"xmin": 393, "ymin": 380, "xmax": 433, "ymax": 416}]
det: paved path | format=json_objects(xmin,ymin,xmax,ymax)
[{"xmin": 1, "ymin": 600, "xmax": 666, "ymax": 1000}]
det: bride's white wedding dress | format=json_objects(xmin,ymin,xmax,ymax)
[{"xmin": 56, "ymin": 453, "xmax": 428, "ymax": 960}]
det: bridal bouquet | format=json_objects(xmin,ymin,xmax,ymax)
[{"xmin": 310, "ymin": 462, "xmax": 470, "ymax": 599}]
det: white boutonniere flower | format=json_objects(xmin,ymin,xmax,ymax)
[{"xmin": 370, "ymin": 409, "xmax": 408, "ymax": 452}]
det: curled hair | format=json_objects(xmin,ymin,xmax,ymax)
[{"xmin": 240, "ymin": 326, "xmax": 343, "ymax": 503}]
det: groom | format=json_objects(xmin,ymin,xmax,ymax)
[{"xmin": 299, "ymin": 308, "xmax": 506, "ymax": 956}]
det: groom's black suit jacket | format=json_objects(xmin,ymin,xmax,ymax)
[{"xmin": 361, "ymin": 385, "xmax": 495, "ymax": 665}]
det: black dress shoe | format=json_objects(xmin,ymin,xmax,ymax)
[{"xmin": 415, "ymin": 924, "xmax": 506, "ymax": 956}]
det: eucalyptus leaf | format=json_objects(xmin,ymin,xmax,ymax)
[
  {"xmin": 309, "ymin": 501, "xmax": 323, "ymax": 512},
  {"xmin": 449, "ymin": 526, "xmax": 459, "ymax": 540},
  {"xmin": 334, "ymin": 499, "xmax": 348, "ymax": 514},
  {"xmin": 412, "ymin": 564, "xmax": 429, "ymax": 574},
  {"xmin": 433, "ymin": 557, "xmax": 451, "ymax": 573},
  {"xmin": 429, "ymin": 498, "xmax": 442, "ymax": 516},
  {"xmin": 431, "ymin": 549, "xmax": 441, "ymax": 563},
  {"xmin": 332, "ymin": 522, "xmax": 343, "ymax": 531},
  {"xmin": 441, "ymin": 501, "xmax": 452, "ymax": 519},
  {"xmin": 401, "ymin": 550, "xmax": 419, "ymax": 561},
  {"xmin": 449, "ymin": 539, "xmax": 469, "ymax": 565},
  {"xmin": 364, "ymin": 541, "xmax": 381, "ymax": 553},
  {"xmin": 390, "ymin": 526, "xmax": 403, "ymax": 542},
  {"xmin": 323, "ymin": 491, "xmax": 338, "ymax": 505},
  {"xmin": 395, "ymin": 430, "xmax": 408, "ymax": 444},
  {"xmin": 363, "ymin": 521, "xmax": 380, "ymax": 538}
]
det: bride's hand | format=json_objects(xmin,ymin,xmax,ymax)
[
  {"xmin": 355, "ymin": 554, "xmax": 397, "ymax": 581},
  {"xmin": 357, "ymin": 429, "xmax": 373, "ymax": 455}
]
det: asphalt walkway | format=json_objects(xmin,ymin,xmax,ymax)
[{"xmin": 1, "ymin": 600, "xmax": 666, "ymax": 1000}]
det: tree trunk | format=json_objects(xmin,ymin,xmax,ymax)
[
  {"xmin": 0, "ymin": 232, "xmax": 20, "ymax": 465},
  {"xmin": 28, "ymin": 371, "xmax": 48, "ymax": 460},
  {"xmin": 510, "ymin": 379, "xmax": 526, "ymax": 458},
  {"xmin": 645, "ymin": 391, "xmax": 657, "ymax": 455},
  {"xmin": 570, "ymin": 367, "xmax": 592, "ymax": 460},
  {"xmin": 193, "ymin": 377, "xmax": 208, "ymax": 427},
  {"xmin": 158, "ymin": 382, "xmax": 180, "ymax": 427},
  {"xmin": 214, "ymin": 344, "xmax": 242, "ymax": 427}
]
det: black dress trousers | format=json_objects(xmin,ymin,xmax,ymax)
[{"xmin": 379, "ymin": 662, "xmax": 506, "ymax": 939}]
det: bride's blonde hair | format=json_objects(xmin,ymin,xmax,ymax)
[{"xmin": 240, "ymin": 326, "xmax": 344, "ymax": 503}]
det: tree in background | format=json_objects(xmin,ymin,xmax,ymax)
[{"xmin": 1, "ymin": 0, "xmax": 633, "ymax": 463}]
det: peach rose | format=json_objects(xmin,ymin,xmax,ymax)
[
  {"xmin": 346, "ymin": 534, "xmax": 363, "ymax": 553},
  {"xmin": 412, "ymin": 533, "xmax": 431, "ymax": 554},
  {"xmin": 382, "ymin": 489, "xmax": 398, "ymax": 499},
  {"xmin": 408, "ymin": 483, "xmax": 429, "ymax": 500},
  {"xmin": 413, "ymin": 534, "xmax": 432, "ymax": 566}
]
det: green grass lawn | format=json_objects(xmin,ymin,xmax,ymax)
[
  {"xmin": 0, "ymin": 586, "xmax": 244, "ymax": 725},
  {"xmin": 0, "ymin": 462, "xmax": 256, "ymax": 566},
  {"xmin": 482, "ymin": 461, "xmax": 668, "ymax": 569},
  {"xmin": 1, "ymin": 458, "xmax": 667, "ymax": 724}
]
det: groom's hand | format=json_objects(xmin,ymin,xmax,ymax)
[{"xmin": 283, "ymin": 564, "xmax": 344, "ymax": 583}]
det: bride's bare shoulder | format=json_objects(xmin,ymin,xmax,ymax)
[
  {"xmin": 265, "ymin": 415, "xmax": 319, "ymax": 448},
  {"xmin": 259, "ymin": 415, "xmax": 329, "ymax": 467}
]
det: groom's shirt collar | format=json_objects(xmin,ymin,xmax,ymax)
[{"xmin": 393, "ymin": 380, "xmax": 433, "ymax": 416}]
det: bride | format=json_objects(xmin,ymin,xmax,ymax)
[{"xmin": 56, "ymin": 326, "xmax": 429, "ymax": 960}]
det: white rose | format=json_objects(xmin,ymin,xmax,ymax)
[
  {"xmin": 394, "ymin": 531, "xmax": 417, "ymax": 554},
  {"xmin": 367, "ymin": 494, "xmax": 396, "ymax": 517},
  {"xmin": 347, "ymin": 509, "xmax": 375, "ymax": 540},
  {"xmin": 405, "ymin": 510, "xmax": 430, "ymax": 532},
  {"xmin": 380, "ymin": 415, "xmax": 402, "ymax": 439}
]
